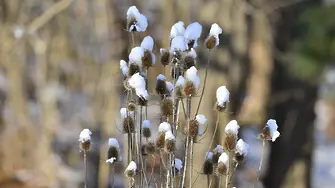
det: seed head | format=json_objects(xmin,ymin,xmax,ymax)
[{"xmin": 160, "ymin": 98, "xmax": 173, "ymax": 117}]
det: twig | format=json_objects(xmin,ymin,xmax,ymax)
[
  {"xmin": 195, "ymin": 49, "xmax": 211, "ymax": 116},
  {"xmin": 181, "ymin": 136, "xmax": 189, "ymax": 188},
  {"xmin": 225, "ymin": 151, "xmax": 234, "ymax": 188},
  {"xmin": 254, "ymin": 140, "xmax": 266, "ymax": 188},
  {"xmin": 189, "ymin": 138, "xmax": 194, "ymax": 187},
  {"xmin": 84, "ymin": 151, "xmax": 88, "ymax": 188},
  {"xmin": 111, "ymin": 165, "xmax": 115, "ymax": 188},
  {"xmin": 28, "ymin": 0, "xmax": 73, "ymax": 34}
]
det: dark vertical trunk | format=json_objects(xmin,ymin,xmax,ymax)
[{"xmin": 264, "ymin": 63, "xmax": 316, "ymax": 188}]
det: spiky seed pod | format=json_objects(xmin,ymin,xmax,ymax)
[
  {"xmin": 160, "ymin": 51, "xmax": 170, "ymax": 66},
  {"xmin": 144, "ymin": 142, "xmax": 156, "ymax": 155},
  {"xmin": 137, "ymin": 96, "xmax": 148, "ymax": 106},
  {"xmin": 142, "ymin": 51, "xmax": 153, "ymax": 69},
  {"xmin": 259, "ymin": 126, "xmax": 271, "ymax": 140},
  {"xmin": 128, "ymin": 63, "xmax": 141, "ymax": 76},
  {"xmin": 155, "ymin": 79, "xmax": 169, "ymax": 98},
  {"xmin": 127, "ymin": 101, "xmax": 136, "ymax": 111},
  {"xmin": 123, "ymin": 116, "xmax": 135, "ymax": 133},
  {"xmin": 107, "ymin": 147, "xmax": 120, "ymax": 162},
  {"xmin": 175, "ymin": 86, "xmax": 184, "ymax": 98},
  {"xmin": 188, "ymin": 119, "xmax": 199, "ymax": 138},
  {"xmin": 184, "ymin": 80, "xmax": 197, "ymax": 97},
  {"xmin": 216, "ymin": 162, "xmax": 227, "ymax": 175},
  {"xmin": 143, "ymin": 127, "xmax": 151, "ymax": 138},
  {"xmin": 155, "ymin": 132, "xmax": 165, "ymax": 149},
  {"xmin": 80, "ymin": 140, "xmax": 91, "ymax": 151},
  {"xmin": 183, "ymin": 55, "xmax": 196, "ymax": 70},
  {"xmin": 205, "ymin": 35, "xmax": 217, "ymax": 50},
  {"xmin": 165, "ymin": 139, "xmax": 176, "ymax": 153},
  {"xmin": 235, "ymin": 153, "xmax": 244, "ymax": 163},
  {"xmin": 160, "ymin": 98, "xmax": 173, "ymax": 117},
  {"xmin": 224, "ymin": 132, "xmax": 237, "ymax": 151},
  {"xmin": 215, "ymin": 102, "xmax": 226, "ymax": 112},
  {"xmin": 203, "ymin": 160, "xmax": 214, "ymax": 175}
]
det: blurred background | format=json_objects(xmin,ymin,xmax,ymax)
[{"xmin": 0, "ymin": 0, "xmax": 334, "ymax": 187}]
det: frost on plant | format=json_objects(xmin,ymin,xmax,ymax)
[{"xmin": 126, "ymin": 6, "xmax": 148, "ymax": 32}]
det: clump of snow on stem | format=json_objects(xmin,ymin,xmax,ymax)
[
  {"xmin": 120, "ymin": 108, "xmax": 134, "ymax": 118},
  {"xmin": 170, "ymin": 36, "xmax": 187, "ymax": 53},
  {"xmin": 205, "ymin": 152, "xmax": 214, "ymax": 160},
  {"xmin": 196, "ymin": 114, "xmax": 208, "ymax": 136},
  {"xmin": 185, "ymin": 66, "xmax": 200, "ymax": 89},
  {"xmin": 128, "ymin": 73, "xmax": 146, "ymax": 90},
  {"xmin": 158, "ymin": 122, "xmax": 171, "ymax": 133},
  {"xmin": 143, "ymin": 120, "xmax": 151, "ymax": 128},
  {"xmin": 78, "ymin": 129, "xmax": 92, "ymax": 143},
  {"xmin": 267, "ymin": 119, "xmax": 280, "ymax": 142},
  {"xmin": 120, "ymin": 60, "xmax": 129, "ymax": 76},
  {"xmin": 216, "ymin": 86, "xmax": 230, "ymax": 107},
  {"xmin": 218, "ymin": 152, "xmax": 229, "ymax": 165},
  {"xmin": 225, "ymin": 120, "xmax": 240, "ymax": 135},
  {"xmin": 236, "ymin": 139, "xmax": 249, "ymax": 156},
  {"xmin": 126, "ymin": 161, "xmax": 137, "ymax": 171},
  {"xmin": 106, "ymin": 157, "xmax": 116, "ymax": 164},
  {"xmin": 126, "ymin": 6, "xmax": 148, "ymax": 32},
  {"xmin": 173, "ymin": 158, "xmax": 183, "ymax": 171},
  {"xmin": 157, "ymin": 74, "xmax": 166, "ymax": 81},
  {"xmin": 170, "ymin": 21, "xmax": 185, "ymax": 39},
  {"xmin": 176, "ymin": 76, "xmax": 186, "ymax": 87},
  {"xmin": 141, "ymin": 36, "xmax": 154, "ymax": 52},
  {"xmin": 209, "ymin": 23, "xmax": 222, "ymax": 47},
  {"xmin": 165, "ymin": 131, "xmax": 175, "ymax": 140},
  {"xmin": 184, "ymin": 22, "xmax": 202, "ymax": 48},
  {"xmin": 213, "ymin": 145, "xmax": 224, "ymax": 153},
  {"xmin": 108, "ymin": 138, "xmax": 120, "ymax": 149},
  {"xmin": 129, "ymin": 47, "xmax": 144, "ymax": 67}
]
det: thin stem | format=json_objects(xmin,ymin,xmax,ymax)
[
  {"xmin": 207, "ymin": 175, "xmax": 210, "ymax": 188},
  {"xmin": 254, "ymin": 140, "xmax": 266, "ymax": 188},
  {"xmin": 111, "ymin": 165, "xmax": 115, "ymax": 188},
  {"xmin": 195, "ymin": 49, "xmax": 211, "ymax": 116},
  {"xmin": 131, "ymin": 32, "xmax": 135, "ymax": 48},
  {"xmin": 181, "ymin": 136, "xmax": 189, "ymax": 188},
  {"xmin": 192, "ymin": 112, "xmax": 220, "ymax": 186},
  {"xmin": 225, "ymin": 151, "xmax": 234, "ymax": 188},
  {"xmin": 219, "ymin": 176, "xmax": 222, "ymax": 188},
  {"xmin": 139, "ymin": 106, "xmax": 143, "ymax": 187},
  {"xmin": 84, "ymin": 151, "xmax": 88, "ymax": 188},
  {"xmin": 189, "ymin": 138, "xmax": 194, "ymax": 188}
]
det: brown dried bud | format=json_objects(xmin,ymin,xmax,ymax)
[
  {"xmin": 184, "ymin": 81, "xmax": 197, "ymax": 97},
  {"xmin": 165, "ymin": 139, "xmax": 176, "ymax": 153},
  {"xmin": 215, "ymin": 102, "xmax": 226, "ymax": 113},
  {"xmin": 216, "ymin": 162, "xmax": 227, "ymax": 175},
  {"xmin": 107, "ymin": 147, "xmax": 120, "ymax": 162},
  {"xmin": 224, "ymin": 133, "xmax": 237, "ymax": 151},
  {"xmin": 137, "ymin": 96, "xmax": 148, "ymax": 106},
  {"xmin": 80, "ymin": 140, "xmax": 91, "ymax": 151},
  {"xmin": 127, "ymin": 101, "xmax": 136, "ymax": 111},
  {"xmin": 143, "ymin": 127, "xmax": 151, "ymax": 138},
  {"xmin": 160, "ymin": 98, "xmax": 173, "ymax": 117},
  {"xmin": 235, "ymin": 153, "xmax": 244, "ymax": 163},
  {"xmin": 183, "ymin": 55, "xmax": 196, "ymax": 70},
  {"xmin": 144, "ymin": 142, "xmax": 156, "ymax": 155},
  {"xmin": 123, "ymin": 116, "xmax": 135, "ymax": 133},
  {"xmin": 141, "ymin": 145, "xmax": 148, "ymax": 157},
  {"xmin": 170, "ymin": 65, "xmax": 183, "ymax": 80},
  {"xmin": 155, "ymin": 133, "xmax": 165, "ymax": 149},
  {"xmin": 259, "ymin": 126, "xmax": 271, "ymax": 140},
  {"xmin": 127, "ymin": 17, "xmax": 137, "ymax": 32},
  {"xmin": 160, "ymin": 50, "xmax": 170, "ymax": 66},
  {"xmin": 156, "ymin": 79, "xmax": 169, "ymax": 98},
  {"xmin": 128, "ymin": 63, "xmax": 140, "ymax": 76},
  {"xmin": 175, "ymin": 86, "xmax": 184, "ymax": 98},
  {"xmin": 205, "ymin": 35, "xmax": 217, "ymax": 50},
  {"xmin": 125, "ymin": 169, "xmax": 136, "ymax": 178},
  {"xmin": 187, "ymin": 119, "xmax": 199, "ymax": 138},
  {"xmin": 203, "ymin": 160, "xmax": 214, "ymax": 175},
  {"xmin": 142, "ymin": 51, "xmax": 154, "ymax": 69}
]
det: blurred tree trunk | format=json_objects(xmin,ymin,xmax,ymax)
[{"xmin": 264, "ymin": 64, "xmax": 316, "ymax": 188}]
